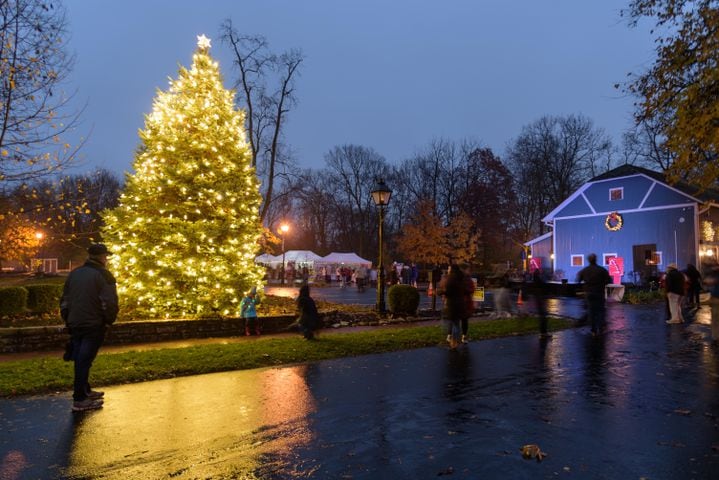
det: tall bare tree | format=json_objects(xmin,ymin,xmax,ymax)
[
  {"xmin": 323, "ymin": 144, "xmax": 391, "ymax": 259},
  {"xmin": 220, "ymin": 20, "xmax": 303, "ymax": 223},
  {"xmin": 0, "ymin": 0, "xmax": 80, "ymax": 183},
  {"xmin": 507, "ymin": 114, "xmax": 612, "ymax": 239},
  {"xmin": 457, "ymin": 148, "xmax": 517, "ymax": 267},
  {"xmin": 397, "ymin": 138, "xmax": 479, "ymax": 223},
  {"xmin": 285, "ymin": 170, "xmax": 333, "ymax": 254},
  {"xmin": 620, "ymin": 114, "xmax": 675, "ymax": 171}
]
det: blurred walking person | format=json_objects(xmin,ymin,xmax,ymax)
[
  {"xmin": 438, "ymin": 264, "xmax": 471, "ymax": 349},
  {"xmin": 532, "ymin": 268, "xmax": 550, "ymax": 338},
  {"xmin": 461, "ymin": 267, "xmax": 476, "ymax": 343},
  {"xmin": 703, "ymin": 261, "xmax": 719, "ymax": 342},
  {"xmin": 355, "ymin": 265, "xmax": 367, "ymax": 292},
  {"xmin": 684, "ymin": 263, "xmax": 702, "ymax": 309}
]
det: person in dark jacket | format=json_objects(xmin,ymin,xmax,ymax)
[
  {"xmin": 684, "ymin": 263, "xmax": 702, "ymax": 309},
  {"xmin": 532, "ymin": 268, "xmax": 550, "ymax": 337},
  {"xmin": 576, "ymin": 253, "xmax": 611, "ymax": 336},
  {"xmin": 296, "ymin": 285, "xmax": 319, "ymax": 340},
  {"xmin": 60, "ymin": 244, "xmax": 118, "ymax": 412},
  {"xmin": 665, "ymin": 263, "xmax": 685, "ymax": 324},
  {"xmin": 437, "ymin": 264, "xmax": 469, "ymax": 349}
]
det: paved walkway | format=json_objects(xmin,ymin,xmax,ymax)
[{"xmin": 1, "ymin": 301, "xmax": 718, "ymax": 479}]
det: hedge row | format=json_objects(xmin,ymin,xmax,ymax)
[{"xmin": 0, "ymin": 284, "xmax": 63, "ymax": 316}]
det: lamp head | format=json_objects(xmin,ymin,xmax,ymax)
[{"xmin": 371, "ymin": 179, "xmax": 392, "ymax": 207}]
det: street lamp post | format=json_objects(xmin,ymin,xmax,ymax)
[
  {"xmin": 279, "ymin": 223, "xmax": 289, "ymax": 285},
  {"xmin": 371, "ymin": 179, "xmax": 392, "ymax": 313}
]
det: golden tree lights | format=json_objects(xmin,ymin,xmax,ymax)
[
  {"xmin": 102, "ymin": 35, "xmax": 264, "ymax": 318},
  {"xmin": 604, "ymin": 211, "xmax": 623, "ymax": 232}
]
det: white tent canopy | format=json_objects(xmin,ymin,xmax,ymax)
[
  {"xmin": 256, "ymin": 250, "xmax": 323, "ymax": 266},
  {"xmin": 319, "ymin": 252, "xmax": 373, "ymax": 268},
  {"xmin": 255, "ymin": 253, "xmax": 279, "ymax": 265},
  {"xmin": 283, "ymin": 250, "xmax": 324, "ymax": 264}
]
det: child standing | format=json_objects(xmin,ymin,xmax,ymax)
[{"xmin": 240, "ymin": 287, "xmax": 261, "ymax": 335}]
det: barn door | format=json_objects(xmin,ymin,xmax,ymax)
[{"xmin": 633, "ymin": 243, "xmax": 657, "ymax": 285}]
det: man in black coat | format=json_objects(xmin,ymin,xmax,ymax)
[
  {"xmin": 576, "ymin": 253, "xmax": 611, "ymax": 336},
  {"xmin": 61, "ymin": 244, "xmax": 119, "ymax": 412},
  {"xmin": 665, "ymin": 263, "xmax": 685, "ymax": 324}
]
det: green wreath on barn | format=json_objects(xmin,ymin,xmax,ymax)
[{"xmin": 604, "ymin": 211, "xmax": 623, "ymax": 231}]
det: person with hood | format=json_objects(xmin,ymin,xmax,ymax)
[
  {"xmin": 60, "ymin": 244, "xmax": 118, "ymax": 412},
  {"xmin": 240, "ymin": 287, "xmax": 261, "ymax": 335},
  {"xmin": 296, "ymin": 285, "xmax": 320, "ymax": 340},
  {"xmin": 665, "ymin": 263, "xmax": 685, "ymax": 324}
]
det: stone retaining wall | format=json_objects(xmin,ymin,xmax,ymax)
[{"xmin": 0, "ymin": 310, "xmax": 382, "ymax": 354}]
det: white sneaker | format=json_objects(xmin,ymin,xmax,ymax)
[{"xmin": 446, "ymin": 334, "xmax": 451, "ymax": 343}]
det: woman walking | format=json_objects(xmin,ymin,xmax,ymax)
[{"xmin": 438, "ymin": 265, "xmax": 469, "ymax": 349}]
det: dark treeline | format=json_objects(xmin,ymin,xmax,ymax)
[{"xmin": 1, "ymin": 111, "xmax": 670, "ymax": 272}]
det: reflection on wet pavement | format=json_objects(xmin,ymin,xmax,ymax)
[
  {"xmin": 63, "ymin": 366, "xmax": 317, "ymax": 479},
  {"xmin": 1, "ymin": 301, "xmax": 718, "ymax": 479}
]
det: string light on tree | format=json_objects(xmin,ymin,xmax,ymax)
[{"xmin": 102, "ymin": 35, "xmax": 264, "ymax": 319}]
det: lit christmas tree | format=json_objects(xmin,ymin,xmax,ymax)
[{"xmin": 102, "ymin": 35, "xmax": 264, "ymax": 318}]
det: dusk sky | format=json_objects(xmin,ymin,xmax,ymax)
[{"xmin": 63, "ymin": 0, "xmax": 655, "ymax": 176}]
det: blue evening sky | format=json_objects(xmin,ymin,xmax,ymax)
[{"xmin": 63, "ymin": 0, "xmax": 654, "ymax": 176}]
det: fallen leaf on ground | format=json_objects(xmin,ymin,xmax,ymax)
[
  {"xmin": 520, "ymin": 444, "xmax": 547, "ymax": 462},
  {"xmin": 674, "ymin": 409, "xmax": 692, "ymax": 416}
]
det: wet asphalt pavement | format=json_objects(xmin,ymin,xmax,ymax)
[{"xmin": 1, "ymin": 299, "xmax": 719, "ymax": 479}]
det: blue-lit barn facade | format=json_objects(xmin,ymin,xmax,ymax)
[{"xmin": 526, "ymin": 166, "xmax": 719, "ymax": 284}]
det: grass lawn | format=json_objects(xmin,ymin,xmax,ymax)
[{"xmin": 0, "ymin": 316, "xmax": 574, "ymax": 397}]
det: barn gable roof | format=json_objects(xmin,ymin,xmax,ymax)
[{"xmin": 543, "ymin": 165, "xmax": 719, "ymax": 223}]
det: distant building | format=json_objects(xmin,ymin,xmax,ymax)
[{"xmin": 525, "ymin": 165, "xmax": 719, "ymax": 285}]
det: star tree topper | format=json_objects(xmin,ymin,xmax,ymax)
[{"xmin": 197, "ymin": 34, "xmax": 211, "ymax": 50}]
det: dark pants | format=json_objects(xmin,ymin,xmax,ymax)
[
  {"xmin": 445, "ymin": 316, "xmax": 461, "ymax": 341},
  {"xmin": 244, "ymin": 316, "xmax": 259, "ymax": 334},
  {"xmin": 72, "ymin": 327, "xmax": 105, "ymax": 401},
  {"xmin": 461, "ymin": 317, "xmax": 469, "ymax": 336},
  {"xmin": 689, "ymin": 285, "xmax": 701, "ymax": 306},
  {"xmin": 299, "ymin": 323, "xmax": 315, "ymax": 340},
  {"xmin": 586, "ymin": 293, "xmax": 606, "ymax": 334}
]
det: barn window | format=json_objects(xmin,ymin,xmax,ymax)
[
  {"xmin": 603, "ymin": 253, "xmax": 617, "ymax": 266},
  {"xmin": 609, "ymin": 187, "xmax": 623, "ymax": 201},
  {"xmin": 571, "ymin": 254, "xmax": 584, "ymax": 267},
  {"xmin": 646, "ymin": 251, "xmax": 663, "ymax": 266}
]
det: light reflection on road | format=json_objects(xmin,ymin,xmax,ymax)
[{"xmin": 65, "ymin": 366, "xmax": 316, "ymax": 479}]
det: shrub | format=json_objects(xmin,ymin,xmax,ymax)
[
  {"xmin": 622, "ymin": 289, "xmax": 665, "ymax": 304},
  {"xmin": 387, "ymin": 284, "xmax": 420, "ymax": 315},
  {"xmin": 0, "ymin": 287, "xmax": 29, "ymax": 315},
  {"xmin": 26, "ymin": 284, "xmax": 63, "ymax": 313}
]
